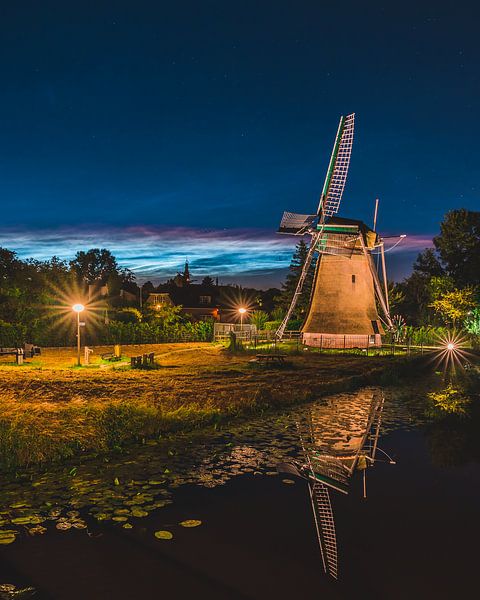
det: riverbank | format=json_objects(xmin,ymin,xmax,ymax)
[{"xmin": 0, "ymin": 343, "xmax": 426, "ymax": 470}]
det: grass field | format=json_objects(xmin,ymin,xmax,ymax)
[{"xmin": 0, "ymin": 343, "xmax": 419, "ymax": 470}]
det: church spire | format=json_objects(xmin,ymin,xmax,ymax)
[{"xmin": 183, "ymin": 259, "xmax": 190, "ymax": 284}]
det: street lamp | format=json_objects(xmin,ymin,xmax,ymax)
[
  {"xmin": 238, "ymin": 307, "xmax": 247, "ymax": 331},
  {"xmin": 72, "ymin": 304, "xmax": 85, "ymax": 366}
]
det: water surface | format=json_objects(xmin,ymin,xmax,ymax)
[{"xmin": 1, "ymin": 382, "xmax": 478, "ymax": 599}]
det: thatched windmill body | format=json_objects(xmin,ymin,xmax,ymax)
[{"xmin": 277, "ymin": 114, "xmax": 392, "ymax": 348}]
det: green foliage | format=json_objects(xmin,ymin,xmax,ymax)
[
  {"xmin": 384, "ymin": 325, "xmax": 450, "ymax": 346},
  {"xmin": 0, "ymin": 321, "xmax": 27, "ymax": 347},
  {"xmin": 429, "ymin": 285, "xmax": 476, "ymax": 325},
  {"xmin": 270, "ymin": 307, "xmax": 285, "ymax": 321},
  {"xmin": 433, "ymin": 209, "xmax": 480, "ymax": 287},
  {"xmin": 114, "ymin": 308, "xmax": 143, "ymax": 323},
  {"xmin": 392, "ymin": 210, "xmax": 480, "ymax": 325},
  {"xmin": 427, "ymin": 384, "xmax": 471, "ymax": 418},
  {"xmin": 249, "ymin": 310, "xmax": 269, "ymax": 330},
  {"xmin": 464, "ymin": 308, "xmax": 480, "ymax": 335},
  {"xmin": 100, "ymin": 319, "xmax": 213, "ymax": 344},
  {"xmin": 70, "ymin": 248, "xmax": 119, "ymax": 285}
]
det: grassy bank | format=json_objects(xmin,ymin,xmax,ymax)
[{"xmin": 0, "ymin": 343, "xmax": 426, "ymax": 470}]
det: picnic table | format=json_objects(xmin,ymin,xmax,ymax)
[{"xmin": 254, "ymin": 353, "xmax": 288, "ymax": 364}]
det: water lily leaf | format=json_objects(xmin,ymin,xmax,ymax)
[
  {"xmin": 154, "ymin": 530, "xmax": 173, "ymax": 540},
  {"xmin": 179, "ymin": 520, "xmax": 202, "ymax": 528},
  {"xmin": 29, "ymin": 525, "xmax": 47, "ymax": 535},
  {"xmin": 0, "ymin": 530, "xmax": 18, "ymax": 544},
  {"xmin": 11, "ymin": 516, "xmax": 44, "ymax": 525},
  {"xmin": 94, "ymin": 513, "xmax": 110, "ymax": 521},
  {"xmin": 56, "ymin": 521, "xmax": 72, "ymax": 530},
  {"xmin": 282, "ymin": 479, "xmax": 295, "ymax": 485},
  {"xmin": 122, "ymin": 523, "xmax": 133, "ymax": 529},
  {"xmin": 112, "ymin": 516, "xmax": 128, "ymax": 522},
  {"xmin": 147, "ymin": 480, "xmax": 165, "ymax": 485},
  {"xmin": 131, "ymin": 508, "xmax": 148, "ymax": 518}
]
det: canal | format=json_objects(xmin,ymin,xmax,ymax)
[{"xmin": 1, "ymin": 379, "xmax": 479, "ymax": 599}]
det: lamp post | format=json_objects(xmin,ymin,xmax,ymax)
[
  {"xmin": 72, "ymin": 304, "xmax": 85, "ymax": 366},
  {"xmin": 238, "ymin": 307, "xmax": 247, "ymax": 331}
]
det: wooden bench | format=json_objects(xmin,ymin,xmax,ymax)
[
  {"xmin": 130, "ymin": 352, "xmax": 155, "ymax": 368},
  {"xmin": 254, "ymin": 353, "xmax": 288, "ymax": 364}
]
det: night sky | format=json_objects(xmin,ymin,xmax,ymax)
[{"xmin": 0, "ymin": 1, "xmax": 478, "ymax": 286}]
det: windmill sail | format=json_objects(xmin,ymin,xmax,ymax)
[
  {"xmin": 318, "ymin": 113, "xmax": 355, "ymax": 218},
  {"xmin": 278, "ymin": 211, "xmax": 316, "ymax": 235}
]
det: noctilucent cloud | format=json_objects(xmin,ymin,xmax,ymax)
[{"xmin": 0, "ymin": 2, "xmax": 478, "ymax": 286}]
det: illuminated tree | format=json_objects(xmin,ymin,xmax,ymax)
[{"xmin": 429, "ymin": 285, "xmax": 476, "ymax": 326}]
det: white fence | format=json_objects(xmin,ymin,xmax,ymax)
[{"xmin": 213, "ymin": 323, "xmax": 257, "ymax": 341}]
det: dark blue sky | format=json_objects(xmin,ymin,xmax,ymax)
[{"xmin": 0, "ymin": 1, "xmax": 478, "ymax": 285}]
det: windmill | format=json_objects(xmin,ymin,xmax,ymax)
[
  {"xmin": 276, "ymin": 114, "xmax": 393, "ymax": 347},
  {"xmin": 277, "ymin": 389, "xmax": 395, "ymax": 579}
]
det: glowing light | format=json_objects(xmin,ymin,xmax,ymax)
[
  {"xmin": 429, "ymin": 330, "xmax": 473, "ymax": 376},
  {"xmin": 238, "ymin": 307, "xmax": 247, "ymax": 314},
  {"xmin": 72, "ymin": 303, "xmax": 85, "ymax": 313}
]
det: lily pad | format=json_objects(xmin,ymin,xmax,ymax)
[
  {"xmin": 11, "ymin": 516, "xmax": 44, "ymax": 526},
  {"xmin": 122, "ymin": 523, "xmax": 133, "ymax": 529},
  {"xmin": 29, "ymin": 525, "xmax": 47, "ymax": 535},
  {"xmin": 131, "ymin": 508, "xmax": 148, "ymax": 518},
  {"xmin": 154, "ymin": 530, "xmax": 173, "ymax": 540},
  {"xmin": 179, "ymin": 519, "xmax": 202, "ymax": 528},
  {"xmin": 282, "ymin": 479, "xmax": 295, "ymax": 485},
  {"xmin": 0, "ymin": 530, "xmax": 17, "ymax": 545}
]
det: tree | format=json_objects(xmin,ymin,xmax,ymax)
[
  {"xmin": 413, "ymin": 248, "xmax": 444, "ymax": 278},
  {"xmin": 201, "ymin": 276, "xmax": 215, "ymax": 287},
  {"xmin": 70, "ymin": 249, "xmax": 120, "ymax": 285},
  {"xmin": 433, "ymin": 209, "xmax": 480, "ymax": 286},
  {"xmin": 249, "ymin": 310, "xmax": 269, "ymax": 330},
  {"xmin": 429, "ymin": 283, "xmax": 476, "ymax": 326},
  {"xmin": 278, "ymin": 239, "xmax": 316, "ymax": 320}
]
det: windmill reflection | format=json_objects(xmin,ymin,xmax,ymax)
[{"xmin": 278, "ymin": 389, "xmax": 395, "ymax": 580}]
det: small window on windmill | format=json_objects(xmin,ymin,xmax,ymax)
[
  {"xmin": 199, "ymin": 295, "xmax": 211, "ymax": 305},
  {"xmin": 351, "ymin": 274, "xmax": 356, "ymax": 284}
]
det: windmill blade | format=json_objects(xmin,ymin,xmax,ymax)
[
  {"xmin": 309, "ymin": 481, "xmax": 339, "ymax": 579},
  {"xmin": 278, "ymin": 211, "xmax": 317, "ymax": 235},
  {"xmin": 275, "ymin": 227, "xmax": 322, "ymax": 339},
  {"xmin": 317, "ymin": 113, "xmax": 355, "ymax": 219}
]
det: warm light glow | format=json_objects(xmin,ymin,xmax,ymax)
[
  {"xmin": 429, "ymin": 330, "xmax": 473, "ymax": 376},
  {"xmin": 238, "ymin": 307, "xmax": 247, "ymax": 314},
  {"xmin": 72, "ymin": 303, "xmax": 85, "ymax": 313}
]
